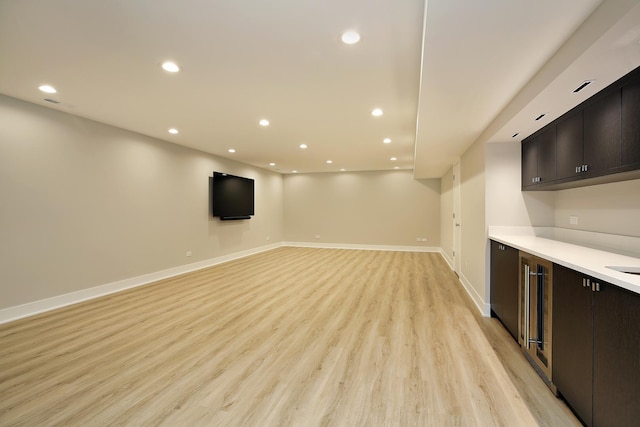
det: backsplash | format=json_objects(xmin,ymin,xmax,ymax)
[
  {"xmin": 489, "ymin": 226, "xmax": 640, "ymax": 259},
  {"xmin": 542, "ymin": 228, "xmax": 640, "ymax": 259}
]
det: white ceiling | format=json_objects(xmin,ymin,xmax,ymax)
[{"xmin": 1, "ymin": 0, "xmax": 639, "ymax": 178}]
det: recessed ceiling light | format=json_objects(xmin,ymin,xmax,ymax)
[
  {"xmin": 292, "ymin": 170, "xmax": 298, "ymax": 173},
  {"xmin": 259, "ymin": 119, "xmax": 270, "ymax": 126},
  {"xmin": 168, "ymin": 128, "xmax": 178, "ymax": 134},
  {"xmin": 341, "ymin": 30, "xmax": 361, "ymax": 45},
  {"xmin": 383, "ymin": 138, "xmax": 392, "ymax": 144},
  {"xmin": 573, "ymin": 80, "xmax": 594, "ymax": 93},
  {"xmin": 390, "ymin": 157, "xmax": 397, "ymax": 161},
  {"xmin": 269, "ymin": 162, "xmax": 276, "ymax": 166},
  {"xmin": 38, "ymin": 85, "xmax": 56, "ymax": 94},
  {"xmin": 371, "ymin": 108, "xmax": 383, "ymax": 117},
  {"xmin": 394, "ymin": 166, "xmax": 400, "ymax": 170},
  {"xmin": 340, "ymin": 168, "xmax": 346, "ymax": 172},
  {"xmin": 326, "ymin": 160, "xmax": 333, "ymax": 164},
  {"xmin": 228, "ymin": 148, "xmax": 236, "ymax": 153},
  {"xmin": 161, "ymin": 61, "xmax": 180, "ymax": 73},
  {"xmin": 299, "ymin": 143, "xmax": 308, "ymax": 149}
]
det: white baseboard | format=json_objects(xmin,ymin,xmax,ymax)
[
  {"xmin": 0, "ymin": 242, "xmax": 283, "ymax": 325},
  {"xmin": 283, "ymin": 241, "xmax": 440, "ymax": 252},
  {"xmin": 440, "ymin": 249, "xmax": 454, "ymax": 270},
  {"xmin": 457, "ymin": 271, "xmax": 490, "ymax": 317}
]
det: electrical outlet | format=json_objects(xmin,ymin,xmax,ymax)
[
  {"xmin": 186, "ymin": 251, "xmax": 193, "ymax": 257},
  {"xmin": 315, "ymin": 234, "xmax": 321, "ymax": 239},
  {"xmin": 266, "ymin": 236, "xmax": 270, "ymax": 241},
  {"xmin": 421, "ymin": 237, "xmax": 428, "ymax": 242},
  {"xmin": 416, "ymin": 237, "xmax": 421, "ymax": 242},
  {"xmin": 569, "ymin": 216, "xmax": 578, "ymax": 225}
]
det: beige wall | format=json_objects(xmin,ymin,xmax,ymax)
[
  {"xmin": 483, "ymin": 140, "xmax": 640, "ymax": 238},
  {"xmin": 283, "ymin": 170, "xmax": 440, "ymax": 247},
  {"xmin": 0, "ymin": 95, "xmax": 283, "ymax": 309},
  {"xmin": 459, "ymin": 139, "xmax": 487, "ymax": 309},
  {"xmin": 485, "ymin": 142, "xmax": 554, "ymax": 227},
  {"xmin": 440, "ymin": 167, "xmax": 453, "ymax": 265},
  {"xmin": 554, "ymin": 178, "xmax": 640, "ymax": 237}
]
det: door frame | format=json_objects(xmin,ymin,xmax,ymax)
[{"xmin": 453, "ymin": 160, "xmax": 461, "ymax": 276}]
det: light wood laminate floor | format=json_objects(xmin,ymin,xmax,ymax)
[{"xmin": 0, "ymin": 247, "xmax": 579, "ymax": 426}]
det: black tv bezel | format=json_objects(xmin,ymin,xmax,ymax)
[{"xmin": 211, "ymin": 172, "xmax": 255, "ymax": 220}]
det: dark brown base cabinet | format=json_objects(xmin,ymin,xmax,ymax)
[
  {"xmin": 592, "ymin": 278, "xmax": 640, "ymax": 427},
  {"xmin": 553, "ymin": 265, "xmax": 594, "ymax": 426},
  {"xmin": 490, "ymin": 241, "xmax": 519, "ymax": 340},
  {"xmin": 553, "ymin": 264, "xmax": 640, "ymax": 427}
]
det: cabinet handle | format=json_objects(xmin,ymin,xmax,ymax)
[
  {"xmin": 524, "ymin": 264, "xmax": 531, "ymax": 349},
  {"xmin": 576, "ymin": 166, "xmax": 581, "ymax": 173},
  {"xmin": 595, "ymin": 282, "xmax": 600, "ymax": 292},
  {"xmin": 582, "ymin": 164, "xmax": 589, "ymax": 172}
]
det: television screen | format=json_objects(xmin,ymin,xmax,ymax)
[{"xmin": 211, "ymin": 172, "xmax": 255, "ymax": 220}]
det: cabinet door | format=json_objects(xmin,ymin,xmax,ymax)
[
  {"xmin": 537, "ymin": 127, "xmax": 556, "ymax": 183},
  {"xmin": 556, "ymin": 111, "xmax": 584, "ymax": 180},
  {"xmin": 622, "ymin": 78, "xmax": 640, "ymax": 167},
  {"xmin": 584, "ymin": 90, "xmax": 621, "ymax": 175},
  {"xmin": 552, "ymin": 265, "xmax": 593, "ymax": 427},
  {"xmin": 521, "ymin": 137, "xmax": 538, "ymax": 188},
  {"xmin": 490, "ymin": 241, "xmax": 519, "ymax": 340},
  {"xmin": 593, "ymin": 282, "xmax": 640, "ymax": 427},
  {"xmin": 490, "ymin": 241, "xmax": 504, "ymax": 320}
]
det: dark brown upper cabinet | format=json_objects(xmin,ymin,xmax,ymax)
[
  {"xmin": 622, "ymin": 77, "xmax": 640, "ymax": 168},
  {"xmin": 537, "ymin": 127, "xmax": 557, "ymax": 183},
  {"xmin": 556, "ymin": 111, "xmax": 583, "ymax": 180},
  {"xmin": 583, "ymin": 90, "xmax": 621, "ymax": 175},
  {"xmin": 522, "ymin": 65, "xmax": 640, "ymax": 191},
  {"xmin": 521, "ymin": 137, "xmax": 538, "ymax": 188},
  {"xmin": 521, "ymin": 127, "xmax": 556, "ymax": 188}
]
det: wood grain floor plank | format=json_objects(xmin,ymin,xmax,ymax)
[{"xmin": 0, "ymin": 248, "xmax": 579, "ymax": 426}]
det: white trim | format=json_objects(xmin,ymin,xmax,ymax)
[
  {"xmin": 440, "ymin": 248, "xmax": 454, "ymax": 270},
  {"xmin": 0, "ymin": 243, "xmax": 283, "ymax": 325},
  {"xmin": 283, "ymin": 241, "xmax": 440, "ymax": 252},
  {"xmin": 457, "ymin": 271, "xmax": 490, "ymax": 317}
]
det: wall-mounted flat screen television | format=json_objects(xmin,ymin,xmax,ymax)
[{"xmin": 211, "ymin": 172, "xmax": 255, "ymax": 220}]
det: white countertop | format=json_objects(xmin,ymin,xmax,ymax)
[{"xmin": 488, "ymin": 232, "xmax": 640, "ymax": 295}]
